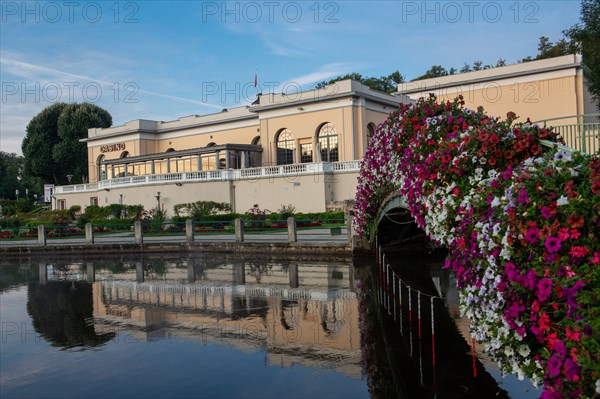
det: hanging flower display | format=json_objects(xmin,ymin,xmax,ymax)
[{"xmin": 354, "ymin": 95, "xmax": 599, "ymax": 398}]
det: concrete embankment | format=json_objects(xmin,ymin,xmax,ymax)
[{"xmin": 0, "ymin": 241, "xmax": 357, "ymax": 260}]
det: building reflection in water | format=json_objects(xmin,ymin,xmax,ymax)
[{"xmin": 81, "ymin": 257, "xmax": 362, "ymax": 378}]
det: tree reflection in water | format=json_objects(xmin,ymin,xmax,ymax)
[{"xmin": 27, "ymin": 280, "xmax": 114, "ymax": 349}]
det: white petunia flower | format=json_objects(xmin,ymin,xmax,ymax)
[{"xmin": 557, "ymin": 195, "xmax": 569, "ymax": 206}]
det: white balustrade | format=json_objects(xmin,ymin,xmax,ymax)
[{"xmin": 54, "ymin": 161, "xmax": 361, "ymax": 193}]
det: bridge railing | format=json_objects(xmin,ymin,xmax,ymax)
[
  {"xmin": 0, "ymin": 216, "xmax": 351, "ymax": 247},
  {"xmin": 535, "ymin": 113, "xmax": 599, "ymax": 154}
]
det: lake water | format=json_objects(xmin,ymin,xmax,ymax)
[{"xmin": 0, "ymin": 253, "xmax": 539, "ymax": 398}]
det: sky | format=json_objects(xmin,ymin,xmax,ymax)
[{"xmin": 0, "ymin": 0, "xmax": 582, "ymax": 155}]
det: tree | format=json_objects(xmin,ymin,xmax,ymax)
[
  {"xmin": 53, "ymin": 103, "xmax": 112, "ymax": 183},
  {"xmin": 22, "ymin": 103, "xmax": 68, "ymax": 185},
  {"xmin": 22, "ymin": 103, "xmax": 112, "ymax": 185},
  {"xmin": 566, "ymin": 0, "xmax": 600, "ymax": 110},
  {"xmin": 315, "ymin": 70, "xmax": 405, "ymax": 93},
  {"xmin": 0, "ymin": 151, "xmax": 42, "ymax": 200},
  {"xmin": 412, "ymin": 65, "xmax": 449, "ymax": 81},
  {"xmin": 460, "ymin": 63, "xmax": 473, "ymax": 73},
  {"xmin": 0, "ymin": 152, "xmax": 21, "ymax": 200},
  {"xmin": 536, "ymin": 36, "xmax": 578, "ymax": 60}
]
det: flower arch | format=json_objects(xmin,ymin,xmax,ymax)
[{"xmin": 354, "ymin": 95, "xmax": 599, "ymax": 398}]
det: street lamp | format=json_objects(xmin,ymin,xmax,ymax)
[
  {"xmin": 66, "ymin": 175, "xmax": 73, "ymax": 184},
  {"xmin": 155, "ymin": 192, "xmax": 161, "ymax": 209},
  {"xmin": 15, "ymin": 189, "xmax": 19, "ymax": 201}
]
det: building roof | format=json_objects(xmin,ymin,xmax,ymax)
[
  {"xmin": 84, "ymin": 106, "xmax": 256, "ymax": 143},
  {"xmin": 398, "ymin": 54, "xmax": 582, "ymax": 94},
  {"xmin": 250, "ymin": 79, "xmax": 409, "ymax": 111}
]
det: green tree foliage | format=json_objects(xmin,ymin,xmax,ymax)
[
  {"xmin": 173, "ymin": 200, "xmax": 232, "ymax": 220},
  {"xmin": 0, "ymin": 151, "xmax": 42, "ymax": 200},
  {"xmin": 412, "ymin": 65, "xmax": 449, "ymax": 81},
  {"xmin": 566, "ymin": 0, "xmax": 600, "ymax": 110},
  {"xmin": 532, "ymin": 36, "xmax": 578, "ymax": 60},
  {"xmin": 315, "ymin": 70, "xmax": 405, "ymax": 93},
  {"xmin": 22, "ymin": 103, "xmax": 112, "ymax": 185},
  {"xmin": 22, "ymin": 103, "xmax": 68, "ymax": 185},
  {"xmin": 0, "ymin": 152, "xmax": 21, "ymax": 200}
]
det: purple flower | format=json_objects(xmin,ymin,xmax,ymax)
[
  {"xmin": 517, "ymin": 188, "xmax": 529, "ymax": 204},
  {"xmin": 504, "ymin": 262, "xmax": 519, "ymax": 282},
  {"xmin": 563, "ymin": 358, "xmax": 581, "ymax": 382},
  {"xmin": 540, "ymin": 390, "xmax": 562, "ymax": 399},
  {"xmin": 536, "ymin": 278, "xmax": 553, "ymax": 302},
  {"xmin": 525, "ymin": 226, "xmax": 540, "ymax": 243},
  {"xmin": 554, "ymin": 340, "xmax": 566, "ymax": 357},
  {"xmin": 506, "ymin": 301, "xmax": 525, "ymax": 319},
  {"xmin": 541, "ymin": 206, "xmax": 552, "ymax": 219},
  {"xmin": 545, "ymin": 236, "xmax": 562, "ymax": 253},
  {"xmin": 547, "ymin": 354, "xmax": 562, "ymax": 378},
  {"xmin": 523, "ymin": 269, "xmax": 538, "ymax": 290}
]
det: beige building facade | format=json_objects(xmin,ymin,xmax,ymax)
[
  {"xmin": 53, "ymin": 56, "xmax": 598, "ymax": 214},
  {"xmin": 398, "ymin": 54, "xmax": 599, "ymax": 152},
  {"xmin": 54, "ymin": 80, "xmax": 409, "ymax": 213}
]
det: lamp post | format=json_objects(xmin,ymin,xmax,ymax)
[
  {"xmin": 155, "ymin": 192, "xmax": 161, "ymax": 209},
  {"xmin": 66, "ymin": 175, "xmax": 73, "ymax": 184},
  {"xmin": 15, "ymin": 189, "xmax": 19, "ymax": 201}
]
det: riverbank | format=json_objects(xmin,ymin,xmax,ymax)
[{"xmin": 0, "ymin": 240, "xmax": 354, "ymax": 260}]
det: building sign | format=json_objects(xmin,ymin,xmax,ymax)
[
  {"xmin": 100, "ymin": 143, "xmax": 126, "ymax": 153},
  {"xmin": 44, "ymin": 184, "xmax": 54, "ymax": 203}
]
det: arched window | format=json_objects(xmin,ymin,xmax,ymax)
[
  {"xmin": 206, "ymin": 142, "xmax": 216, "ymax": 147},
  {"xmin": 120, "ymin": 151, "xmax": 129, "ymax": 158},
  {"xmin": 318, "ymin": 123, "xmax": 338, "ymax": 162},
  {"xmin": 251, "ymin": 136, "xmax": 261, "ymax": 145},
  {"xmin": 276, "ymin": 129, "xmax": 295, "ymax": 165},
  {"xmin": 97, "ymin": 154, "xmax": 106, "ymax": 181},
  {"xmin": 165, "ymin": 148, "xmax": 175, "ymax": 152},
  {"xmin": 367, "ymin": 123, "xmax": 376, "ymax": 145}
]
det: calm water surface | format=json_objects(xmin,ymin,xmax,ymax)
[
  {"xmin": 0, "ymin": 254, "xmax": 538, "ymax": 398},
  {"xmin": 1, "ymin": 256, "xmax": 367, "ymax": 398}
]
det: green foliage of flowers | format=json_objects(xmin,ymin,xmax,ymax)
[{"xmin": 354, "ymin": 95, "xmax": 599, "ymax": 398}]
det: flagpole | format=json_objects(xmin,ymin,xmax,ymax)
[{"xmin": 254, "ymin": 70, "xmax": 259, "ymax": 98}]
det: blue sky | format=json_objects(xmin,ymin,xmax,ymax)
[{"xmin": 1, "ymin": 0, "xmax": 581, "ymax": 155}]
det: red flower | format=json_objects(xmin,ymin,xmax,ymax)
[
  {"xmin": 514, "ymin": 141, "xmax": 525, "ymax": 152},
  {"xmin": 567, "ymin": 212, "xmax": 584, "ymax": 229},
  {"xmin": 488, "ymin": 157, "xmax": 497, "ymax": 166}
]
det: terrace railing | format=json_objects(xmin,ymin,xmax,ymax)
[
  {"xmin": 535, "ymin": 113, "xmax": 599, "ymax": 154},
  {"xmin": 55, "ymin": 160, "xmax": 361, "ymax": 194}
]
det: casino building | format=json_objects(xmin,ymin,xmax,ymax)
[
  {"xmin": 53, "ymin": 55, "xmax": 598, "ymax": 214},
  {"xmin": 53, "ymin": 80, "xmax": 409, "ymax": 213}
]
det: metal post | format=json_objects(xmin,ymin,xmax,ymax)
[
  {"xmin": 186, "ymin": 219, "xmax": 194, "ymax": 242},
  {"xmin": 85, "ymin": 222, "xmax": 94, "ymax": 245},
  {"xmin": 287, "ymin": 217, "xmax": 297, "ymax": 242},
  {"xmin": 235, "ymin": 218, "xmax": 244, "ymax": 242},
  {"xmin": 134, "ymin": 221, "xmax": 143, "ymax": 244},
  {"xmin": 37, "ymin": 225, "xmax": 46, "ymax": 246}
]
